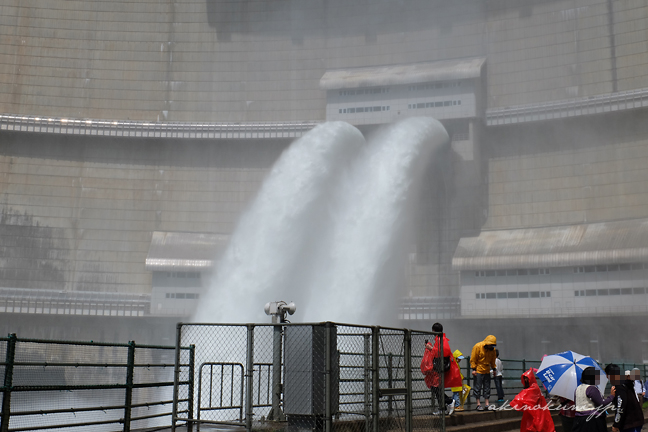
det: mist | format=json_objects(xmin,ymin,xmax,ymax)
[
  {"xmin": 194, "ymin": 117, "xmax": 449, "ymax": 326},
  {"xmin": 193, "ymin": 122, "xmax": 366, "ymax": 324}
]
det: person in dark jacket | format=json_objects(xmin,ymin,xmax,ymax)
[{"xmin": 607, "ymin": 364, "xmax": 644, "ymax": 432}]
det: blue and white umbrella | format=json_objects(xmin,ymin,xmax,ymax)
[{"xmin": 536, "ymin": 351, "xmax": 607, "ymax": 401}]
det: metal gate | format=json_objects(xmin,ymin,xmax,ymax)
[{"xmin": 197, "ymin": 362, "xmax": 245, "ymax": 429}]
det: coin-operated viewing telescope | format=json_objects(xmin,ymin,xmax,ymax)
[{"xmin": 264, "ymin": 300, "xmax": 296, "ymax": 323}]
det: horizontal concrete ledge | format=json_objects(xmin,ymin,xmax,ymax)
[
  {"xmin": 460, "ymin": 304, "xmax": 648, "ymax": 319},
  {"xmin": 9, "ymin": 86, "xmax": 648, "ymax": 135},
  {"xmin": 0, "ymin": 287, "xmax": 151, "ymax": 317},
  {"xmin": 486, "ymin": 86, "xmax": 648, "ymax": 125},
  {"xmin": 0, "ymin": 114, "xmax": 320, "ymax": 139}
]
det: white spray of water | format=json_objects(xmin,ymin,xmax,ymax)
[
  {"xmin": 302, "ymin": 117, "xmax": 449, "ymax": 325},
  {"xmin": 193, "ymin": 122, "xmax": 366, "ymax": 323},
  {"xmin": 194, "ymin": 117, "xmax": 448, "ymax": 326}
]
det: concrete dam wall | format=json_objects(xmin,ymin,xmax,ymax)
[
  {"xmin": 2, "ymin": 0, "xmax": 648, "ymax": 355},
  {"xmin": 0, "ymin": 132, "xmax": 287, "ymax": 294},
  {"xmin": 1, "ymin": 0, "xmax": 648, "ymax": 122}
]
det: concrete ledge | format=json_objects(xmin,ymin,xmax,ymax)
[
  {"xmin": 486, "ymin": 87, "xmax": 648, "ymax": 126},
  {"xmin": 0, "ymin": 114, "xmax": 319, "ymax": 139}
]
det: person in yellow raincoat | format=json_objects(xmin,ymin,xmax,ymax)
[
  {"xmin": 470, "ymin": 335, "xmax": 497, "ymax": 411},
  {"xmin": 451, "ymin": 350, "xmax": 465, "ymax": 411}
]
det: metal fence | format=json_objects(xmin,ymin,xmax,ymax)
[
  {"xmin": 1, "ymin": 329, "xmax": 636, "ymax": 431},
  {"xmin": 456, "ymin": 357, "xmax": 544, "ymax": 406},
  {"xmin": 172, "ymin": 322, "xmax": 448, "ymax": 432},
  {"xmin": 0, "ymin": 333, "xmax": 193, "ymax": 432},
  {"xmin": 460, "ymin": 357, "xmax": 648, "ymax": 406}
]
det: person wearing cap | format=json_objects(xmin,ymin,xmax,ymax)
[
  {"xmin": 631, "ymin": 368, "xmax": 644, "ymax": 405},
  {"xmin": 470, "ymin": 335, "xmax": 497, "ymax": 411},
  {"xmin": 451, "ymin": 350, "xmax": 465, "ymax": 411}
]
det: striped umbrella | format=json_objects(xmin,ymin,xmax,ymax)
[{"xmin": 536, "ymin": 351, "xmax": 607, "ymax": 401}]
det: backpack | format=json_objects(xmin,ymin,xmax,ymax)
[{"xmin": 434, "ymin": 355, "xmax": 452, "ymax": 372}]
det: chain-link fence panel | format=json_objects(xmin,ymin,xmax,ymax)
[
  {"xmin": 175, "ymin": 323, "xmax": 249, "ymax": 429},
  {"xmin": 252, "ymin": 325, "xmax": 274, "ymax": 419},
  {"xmin": 335, "ymin": 325, "xmax": 373, "ymax": 432},
  {"xmin": 174, "ymin": 323, "xmax": 443, "ymax": 432},
  {"xmin": 376, "ymin": 328, "xmax": 407, "ymax": 432}
]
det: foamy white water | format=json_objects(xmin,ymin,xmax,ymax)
[
  {"xmin": 302, "ymin": 117, "xmax": 449, "ymax": 325},
  {"xmin": 193, "ymin": 122, "xmax": 365, "ymax": 323}
]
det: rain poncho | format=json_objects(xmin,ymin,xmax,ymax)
[
  {"xmin": 470, "ymin": 335, "xmax": 497, "ymax": 374},
  {"xmin": 420, "ymin": 334, "xmax": 463, "ymax": 389},
  {"xmin": 451, "ymin": 349, "xmax": 471, "ymax": 407},
  {"xmin": 451, "ymin": 349, "xmax": 465, "ymax": 393},
  {"xmin": 510, "ymin": 368, "xmax": 555, "ymax": 432}
]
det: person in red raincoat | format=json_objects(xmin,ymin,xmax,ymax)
[
  {"xmin": 421, "ymin": 322, "xmax": 463, "ymax": 414},
  {"xmin": 510, "ymin": 368, "xmax": 555, "ymax": 432}
]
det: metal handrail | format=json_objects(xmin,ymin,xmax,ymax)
[
  {"xmin": 0, "ymin": 113, "xmax": 320, "ymax": 139},
  {"xmin": 0, "ymin": 334, "xmax": 194, "ymax": 432}
]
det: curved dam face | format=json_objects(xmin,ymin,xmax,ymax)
[
  {"xmin": 3, "ymin": 0, "xmax": 648, "ymax": 362},
  {"xmin": 194, "ymin": 117, "xmax": 449, "ymax": 326},
  {"xmin": 2, "ymin": 0, "xmax": 645, "ymax": 123}
]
